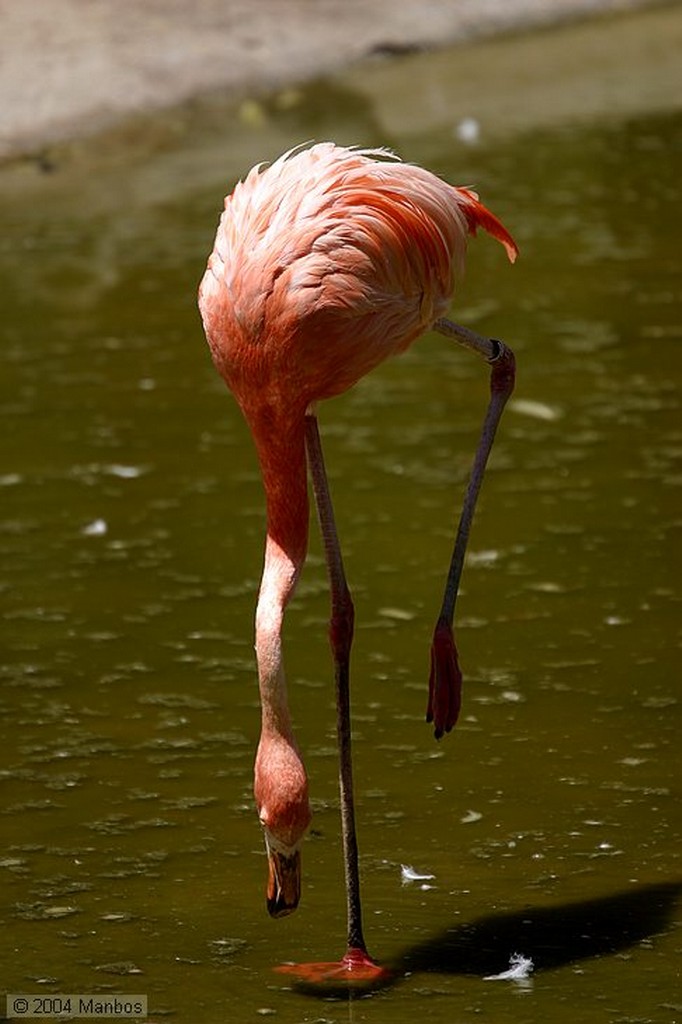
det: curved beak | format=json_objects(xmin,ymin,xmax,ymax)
[{"xmin": 265, "ymin": 843, "xmax": 301, "ymax": 918}]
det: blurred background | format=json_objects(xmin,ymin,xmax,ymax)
[{"xmin": 1, "ymin": 2, "xmax": 680, "ymax": 1022}]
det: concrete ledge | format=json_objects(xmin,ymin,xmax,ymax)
[{"xmin": 0, "ymin": 0, "xmax": 667, "ymax": 161}]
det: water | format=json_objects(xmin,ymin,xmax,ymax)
[{"xmin": 1, "ymin": 9, "xmax": 681, "ymax": 1023}]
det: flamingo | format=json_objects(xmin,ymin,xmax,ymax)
[{"xmin": 198, "ymin": 142, "xmax": 517, "ymax": 982}]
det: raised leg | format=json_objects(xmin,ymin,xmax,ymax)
[
  {"xmin": 304, "ymin": 413, "xmax": 374, "ymax": 967},
  {"xmin": 427, "ymin": 318, "xmax": 516, "ymax": 739}
]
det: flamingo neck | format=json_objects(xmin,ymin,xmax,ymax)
[
  {"xmin": 256, "ymin": 535, "xmax": 299, "ymax": 738},
  {"xmin": 251, "ymin": 412, "xmax": 309, "ymax": 741},
  {"xmin": 254, "ymin": 527, "xmax": 311, "ymax": 847}
]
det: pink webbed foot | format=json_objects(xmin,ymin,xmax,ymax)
[
  {"xmin": 275, "ymin": 947, "xmax": 391, "ymax": 988},
  {"xmin": 427, "ymin": 617, "xmax": 462, "ymax": 739}
]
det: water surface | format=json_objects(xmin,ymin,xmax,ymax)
[{"xmin": 1, "ymin": 11, "xmax": 680, "ymax": 1023}]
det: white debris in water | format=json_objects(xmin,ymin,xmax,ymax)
[
  {"xmin": 460, "ymin": 809, "xmax": 483, "ymax": 824},
  {"xmin": 82, "ymin": 518, "xmax": 108, "ymax": 537},
  {"xmin": 509, "ymin": 398, "xmax": 563, "ymax": 422},
  {"xmin": 455, "ymin": 117, "xmax": 481, "ymax": 145},
  {"xmin": 500, "ymin": 690, "xmax": 525, "ymax": 703},
  {"xmin": 106, "ymin": 464, "xmax": 146, "ymax": 478},
  {"xmin": 378, "ymin": 606, "xmax": 415, "ymax": 621},
  {"xmin": 527, "ymin": 581, "xmax": 565, "ymax": 594},
  {"xmin": 467, "ymin": 549, "xmax": 499, "ymax": 567},
  {"xmin": 401, "ymin": 864, "xmax": 435, "ymax": 885},
  {"xmin": 484, "ymin": 952, "xmax": 534, "ymax": 982}
]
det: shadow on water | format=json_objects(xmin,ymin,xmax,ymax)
[
  {"xmin": 399, "ymin": 880, "xmax": 681, "ymax": 976},
  {"xmin": 287, "ymin": 881, "xmax": 681, "ymax": 998}
]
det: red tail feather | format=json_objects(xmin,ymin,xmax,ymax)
[{"xmin": 458, "ymin": 188, "xmax": 518, "ymax": 263}]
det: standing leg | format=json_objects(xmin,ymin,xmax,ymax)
[
  {"xmin": 304, "ymin": 413, "xmax": 372, "ymax": 966},
  {"xmin": 427, "ymin": 318, "xmax": 516, "ymax": 739}
]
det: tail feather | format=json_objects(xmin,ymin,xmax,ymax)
[{"xmin": 457, "ymin": 188, "xmax": 518, "ymax": 264}]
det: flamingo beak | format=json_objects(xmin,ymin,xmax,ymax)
[{"xmin": 265, "ymin": 843, "xmax": 301, "ymax": 918}]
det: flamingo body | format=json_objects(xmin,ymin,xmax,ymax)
[
  {"xmin": 200, "ymin": 143, "xmax": 515, "ymax": 411},
  {"xmin": 198, "ymin": 142, "xmax": 517, "ymax": 927}
]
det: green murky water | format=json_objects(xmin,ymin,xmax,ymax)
[{"xmin": 1, "ymin": 11, "xmax": 680, "ymax": 1024}]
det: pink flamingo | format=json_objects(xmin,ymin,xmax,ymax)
[{"xmin": 198, "ymin": 143, "xmax": 517, "ymax": 982}]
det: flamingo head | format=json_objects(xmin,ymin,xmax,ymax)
[{"xmin": 254, "ymin": 735, "xmax": 311, "ymax": 917}]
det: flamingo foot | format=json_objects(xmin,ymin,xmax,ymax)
[
  {"xmin": 274, "ymin": 946, "xmax": 390, "ymax": 987},
  {"xmin": 426, "ymin": 616, "xmax": 462, "ymax": 739}
]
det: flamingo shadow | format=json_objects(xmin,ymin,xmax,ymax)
[
  {"xmin": 286, "ymin": 879, "xmax": 680, "ymax": 998},
  {"xmin": 397, "ymin": 879, "xmax": 681, "ymax": 979}
]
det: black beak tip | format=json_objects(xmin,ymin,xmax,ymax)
[{"xmin": 267, "ymin": 894, "xmax": 299, "ymax": 918}]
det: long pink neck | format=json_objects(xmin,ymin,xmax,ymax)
[{"xmin": 251, "ymin": 413, "xmax": 309, "ymax": 741}]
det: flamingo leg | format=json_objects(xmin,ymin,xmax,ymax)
[
  {"xmin": 304, "ymin": 413, "xmax": 372, "ymax": 965},
  {"xmin": 427, "ymin": 318, "xmax": 516, "ymax": 739}
]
